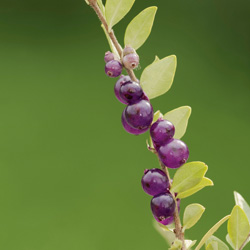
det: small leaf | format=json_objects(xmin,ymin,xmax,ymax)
[
  {"xmin": 206, "ymin": 236, "xmax": 229, "ymax": 250},
  {"xmin": 177, "ymin": 177, "xmax": 214, "ymax": 199},
  {"xmin": 85, "ymin": 0, "xmax": 89, "ymax": 5},
  {"xmin": 152, "ymin": 110, "xmax": 163, "ymax": 123},
  {"xmin": 97, "ymin": 0, "xmax": 105, "ymax": 15},
  {"xmin": 185, "ymin": 240, "xmax": 197, "ymax": 249},
  {"xmin": 206, "ymin": 242, "xmax": 218, "ymax": 250},
  {"xmin": 228, "ymin": 205, "xmax": 250, "ymax": 250},
  {"xmin": 169, "ymin": 239, "xmax": 182, "ymax": 250},
  {"xmin": 141, "ymin": 55, "xmax": 177, "ymax": 99},
  {"xmin": 154, "ymin": 220, "xmax": 175, "ymax": 246},
  {"xmin": 163, "ymin": 106, "xmax": 192, "ymax": 139},
  {"xmin": 171, "ymin": 162, "xmax": 208, "ymax": 193},
  {"xmin": 124, "ymin": 7, "xmax": 157, "ymax": 50},
  {"xmin": 105, "ymin": 0, "xmax": 135, "ymax": 30},
  {"xmin": 194, "ymin": 215, "xmax": 230, "ymax": 250},
  {"xmin": 234, "ymin": 191, "xmax": 250, "ymax": 223},
  {"xmin": 183, "ymin": 203, "xmax": 205, "ymax": 230},
  {"xmin": 225, "ymin": 234, "xmax": 234, "ymax": 249},
  {"xmin": 154, "ymin": 55, "xmax": 160, "ymax": 62}
]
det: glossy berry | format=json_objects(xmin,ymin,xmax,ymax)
[
  {"xmin": 150, "ymin": 119, "xmax": 175, "ymax": 148},
  {"xmin": 104, "ymin": 51, "xmax": 115, "ymax": 63},
  {"xmin": 124, "ymin": 100, "xmax": 153, "ymax": 130},
  {"xmin": 151, "ymin": 192, "xmax": 175, "ymax": 223},
  {"xmin": 123, "ymin": 53, "xmax": 139, "ymax": 69},
  {"xmin": 114, "ymin": 75, "xmax": 131, "ymax": 104},
  {"xmin": 121, "ymin": 110, "xmax": 149, "ymax": 135},
  {"xmin": 158, "ymin": 139, "xmax": 189, "ymax": 169},
  {"xmin": 141, "ymin": 168, "xmax": 170, "ymax": 196},
  {"xmin": 119, "ymin": 81, "xmax": 143, "ymax": 104},
  {"xmin": 105, "ymin": 60, "xmax": 123, "ymax": 78}
]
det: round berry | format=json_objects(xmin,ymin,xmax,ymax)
[
  {"xmin": 121, "ymin": 110, "xmax": 148, "ymax": 135},
  {"xmin": 123, "ymin": 46, "xmax": 136, "ymax": 56},
  {"xmin": 104, "ymin": 51, "xmax": 115, "ymax": 63},
  {"xmin": 141, "ymin": 168, "xmax": 170, "ymax": 196},
  {"xmin": 105, "ymin": 60, "xmax": 123, "ymax": 78},
  {"xmin": 158, "ymin": 139, "xmax": 189, "ymax": 169},
  {"xmin": 150, "ymin": 119, "xmax": 175, "ymax": 147},
  {"xmin": 151, "ymin": 192, "xmax": 175, "ymax": 223},
  {"xmin": 125, "ymin": 100, "xmax": 153, "ymax": 130},
  {"xmin": 123, "ymin": 53, "xmax": 139, "ymax": 69},
  {"xmin": 119, "ymin": 81, "xmax": 143, "ymax": 104},
  {"xmin": 114, "ymin": 75, "xmax": 131, "ymax": 104}
]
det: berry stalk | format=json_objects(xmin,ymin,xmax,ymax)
[{"xmin": 88, "ymin": 0, "xmax": 138, "ymax": 83}]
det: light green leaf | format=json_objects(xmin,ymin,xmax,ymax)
[
  {"xmin": 183, "ymin": 203, "xmax": 205, "ymax": 230},
  {"xmin": 185, "ymin": 240, "xmax": 197, "ymax": 249},
  {"xmin": 163, "ymin": 106, "xmax": 192, "ymax": 139},
  {"xmin": 225, "ymin": 234, "xmax": 234, "ymax": 249},
  {"xmin": 85, "ymin": 0, "xmax": 89, "ymax": 5},
  {"xmin": 101, "ymin": 24, "xmax": 119, "ymax": 57},
  {"xmin": 228, "ymin": 205, "xmax": 250, "ymax": 250},
  {"xmin": 169, "ymin": 239, "xmax": 182, "ymax": 250},
  {"xmin": 234, "ymin": 191, "xmax": 250, "ymax": 223},
  {"xmin": 206, "ymin": 236, "xmax": 229, "ymax": 250},
  {"xmin": 171, "ymin": 162, "xmax": 208, "ymax": 193},
  {"xmin": 194, "ymin": 215, "xmax": 230, "ymax": 250},
  {"xmin": 97, "ymin": 0, "xmax": 105, "ymax": 15},
  {"xmin": 206, "ymin": 242, "xmax": 218, "ymax": 250},
  {"xmin": 154, "ymin": 55, "xmax": 160, "ymax": 62},
  {"xmin": 177, "ymin": 177, "xmax": 214, "ymax": 199},
  {"xmin": 154, "ymin": 220, "xmax": 175, "ymax": 246},
  {"xmin": 105, "ymin": 0, "xmax": 135, "ymax": 30},
  {"xmin": 141, "ymin": 55, "xmax": 177, "ymax": 99},
  {"xmin": 152, "ymin": 110, "xmax": 163, "ymax": 123},
  {"xmin": 124, "ymin": 6, "xmax": 157, "ymax": 50}
]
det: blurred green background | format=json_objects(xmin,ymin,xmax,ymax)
[{"xmin": 0, "ymin": 0, "xmax": 249, "ymax": 249}]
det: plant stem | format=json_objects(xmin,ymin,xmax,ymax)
[{"xmin": 88, "ymin": 0, "xmax": 139, "ymax": 82}]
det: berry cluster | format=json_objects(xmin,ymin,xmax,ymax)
[{"xmin": 141, "ymin": 169, "xmax": 180, "ymax": 225}]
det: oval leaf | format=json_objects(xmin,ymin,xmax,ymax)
[
  {"xmin": 171, "ymin": 162, "xmax": 208, "ymax": 193},
  {"xmin": 105, "ymin": 0, "xmax": 135, "ymax": 30},
  {"xmin": 124, "ymin": 6, "xmax": 157, "ymax": 50},
  {"xmin": 154, "ymin": 220, "xmax": 175, "ymax": 245},
  {"xmin": 206, "ymin": 242, "xmax": 218, "ymax": 250},
  {"xmin": 85, "ymin": 0, "xmax": 89, "ymax": 4},
  {"xmin": 195, "ymin": 215, "xmax": 230, "ymax": 250},
  {"xmin": 177, "ymin": 177, "xmax": 214, "ymax": 199},
  {"xmin": 141, "ymin": 55, "xmax": 177, "ymax": 99},
  {"xmin": 234, "ymin": 191, "xmax": 250, "ymax": 223},
  {"xmin": 163, "ymin": 106, "xmax": 192, "ymax": 139},
  {"xmin": 185, "ymin": 240, "xmax": 197, "ymax": 250},
  {"xmin": 183, "ymin": 203, "xmax": 205, "ymax": 230},
  {"xmin": 228, "ymin": 205, "xmax": 250, "ymax": 250},
  {"xmin": 206, "ymin": 236, "xmax": 229, "ymax": 250}
]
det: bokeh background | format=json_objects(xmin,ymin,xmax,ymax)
[{"xmin": 0, "ymin": 0, "xmax": 249, "ymax": 249}]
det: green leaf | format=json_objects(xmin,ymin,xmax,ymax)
[
  {"xmin": 225, "ymin": 234, "xmax": 234, "ymax": 249},
  {"xmin": 234, "ymin": 191, "xmax": 250, "ymax": 223},
  {"xmin": 141, "ymin": 55, "xmax": 177, "ymax": 99},
  {"xmin": 228, "ymin": 205, "xmax": 250, "ymax": 250},
  {"xmin": 171, "ymin": 162, "xmax": 208, "ymax": 193},
  {"xmin": 194, "ymin": 215, "xmax": 230, "ymax": 250},
  {"xmin": 152, "ymin": 110, "xmax": 163, "ymax": 123},
  {"xmin": 206, "ymin": 236, "xmax": 229, "ymax": 250},
  {"xmin": 185, "ymin": 240, "xmax": 197, "ymax": 249},
  {"xmin": 154, "ymin": 55, "xmax": 160, "ymax": 62},
  {"xmin": 206, "ymin": 242, "xmax": 218, "ymax": 250},
  {"xmin": 97, "ymin": 0, "xmax": 105, "ymax": 15},
  {"xmin": 154, "ymin": 220, "xmax": 175, "ymax": 246},
  {"xmin": 163, "ymin": 106, "xmax": 192, "ymax": 139},
  {"xmin": 105, "ymin": 0, "xmax": 135, "ymax": 30},
  {"xmin": 169, "ymin": 239, "xmax": 182, "ymax": 250},
  {"xmin": 183, "ymin": 203, "xmax": 205, "ymax": 230},
  {"xmin": 124, "ymin": 6, "xmax": 157, "ymax": 50},
  {"xmin": 177, "ymin": 177, "xmax": 214, "ymax": 199},
  {"xmin": 85, "ymin": 0, "xmax": 89, "ymax": 5}
]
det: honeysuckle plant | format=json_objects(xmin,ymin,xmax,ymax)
[{"xmin": 85, "ymin": 0, "xmax": 250, "ymax": 249}]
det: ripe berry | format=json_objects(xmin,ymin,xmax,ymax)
[
  {"xmin": 151, "ymin": 192, "xmax": 175, "ymax": 223},
  {"xmin": 114, "ymin": 75, "xmax": 131, "ymax": 104},
  {"xmin": 124, "ymin": 100, "xmax": 153, "ymax": 130},
  {"xmin": 123, "ymin": 53, "xmax": 139, "ymax": 69},
  {"xmin": 105, "ymin": 60, "xmax": 123, "ymax": 78},
  {"xmin": 121, "ymin": 110, "xmax": 149, "ymax": 135},
  {"xmin": 119, "ymin": 81, "xmax": 143, "ymax": 104},
  {"xmin": 158, "ymin": 139, "xmax": 189, "ymax": 169},
  {"xmin": 141, "ymin": 168, "xmax": 170, "ymax": 196},
  {"xmin": 150, "ymin": 119, "xmax": 175, "ymax": 148},
  {"xmin": 104, "ymin": 51, "xmax": 115, "ymax": 63}
]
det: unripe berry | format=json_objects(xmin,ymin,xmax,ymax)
[
  {"xmin": 158, "ymin": 139, "xmax": 189, "ymax": 169},
  {"xmin": 123, "ymin": 46, "xmax": 136, "ymax": 56},
  {"xmin": 104, "ymin": 51, "xmax": 115, "ymax": 63},
  {"xmin": 123, "ymin": 53, "xmax": 139, "ymax": 69},
  {"xmin": 105, "ymin": 60, "xmax": 123, "ymax": 78},
  {"xmin": 114, "ymin": 75, "xmax": 131, "ymax": 104},
  {"xmin": 141, "ymin": 168, "xmax": 170, "ymax": 196},
  {"xmin": 119, "ymin": 81, "xmax": 143, "ymax": 104}
]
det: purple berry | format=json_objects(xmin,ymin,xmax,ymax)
[
  {"xmin": 105, "ymin": 60, "xmax": 123, "ymax": 78},
  {"xmin": 119, "ymin": 81, "xmax": 143, "ymax": 104},
  {"xmin": 151, "ymin": 192, "xmax": 175, "ymax": 223},
  {"xmin": 121, "ymin": 110, "xmax": 148, "ymax": 135},
  {"xmin": 104, "ymin": 51, "xmax": 115, "ymax": 63},
  {"xmin": 123, "ymin": 46, "xmax": 136, "ymax": 56},
  {"xmin": 158, "ymin": 139, "xmax": 189, "ymax": 169},
  {"xmin": 114, "ymin": 75, "xmax": 131, "ymax": 104},
  {"xmin": 123, "ymin": 53, "xmax": 139, "ymax": 69},
  {"xmin": 150, "ymin": 119, "xmax": 175, "ymax": 147},
  {"xmin": 124, "ymin": 100, "xmax": 153, "ymax": 130},
  {"xmin": 141, "ymin": 168, "xmax": 170, "ymax": 196}
]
